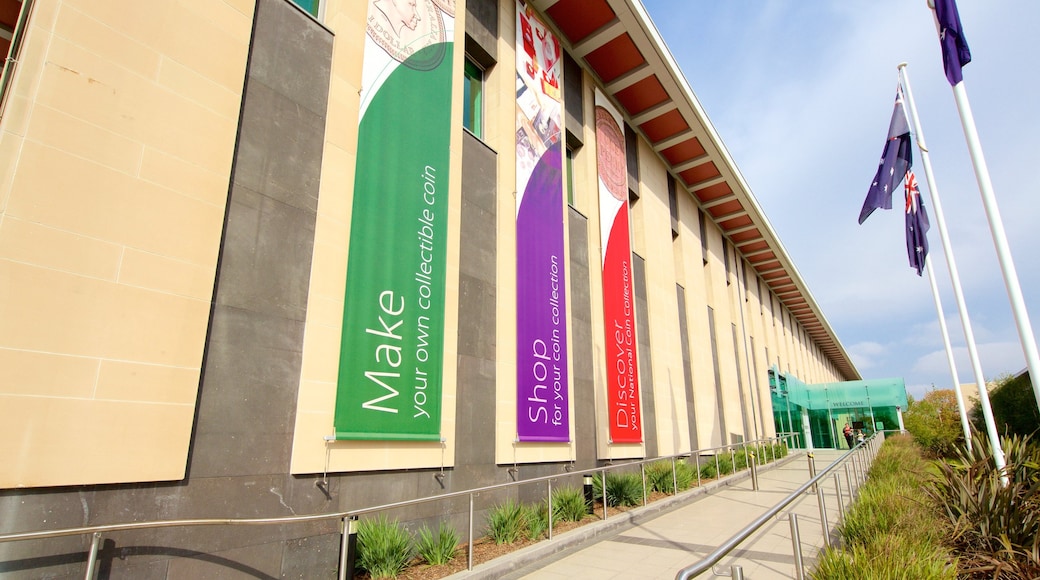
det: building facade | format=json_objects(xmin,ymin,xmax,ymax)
[{"xmin": 0, "ymin": 0, "xmax": 859, "ymax": 576}]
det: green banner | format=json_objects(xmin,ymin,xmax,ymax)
[{"xmin": 334, "ymin": 6, "xmax": 454, "ymax": 441}]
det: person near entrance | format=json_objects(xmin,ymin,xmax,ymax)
[{"xmin": 842, "ymin": 423, "xmax": 854, "ymax": 448}]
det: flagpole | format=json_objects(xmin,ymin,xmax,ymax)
[
  {"xmin": 948, "ymin": 82, "xmax": 1040, "ymax": 414},
  {"xmin": 927, "ymin": 0, "xmax": 1040, "ymax": 417},
  {"xmin": 925, "ymin": 254, "xmax": 972, "ymax": 450},
  {"xmin": 898, "ymin": 63, "xmax": 1005, "ymax": 476}
]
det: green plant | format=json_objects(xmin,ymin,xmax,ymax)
[
  {"xmin": 717, "ymin": 452, "xmax": 734, "ymax": 475},
  {"xmin": 550, "ymin": 486, "xmax": 588, "ymax": 522},
  {"xmin": 732, "ymin": 448, "xmax": 749, "ymax": 471},
  {"xmin": 593, "ymin": 472, "xmax": 644, "ymax": 507},
  {"xmin": 814, "ymin": 536, "xmax": 955, "ymax": 580},
  {"xmin": 486, "ymin": 500, "xmax": 527, "ymax": 544},
  {"xmin": 970, "ymin": 372, "xmax": 1040, "ymax": 438},
  {"xmin": 811, "ymin": 434, "xmax": 955, "ymax": 580},
  {"xmin": 925, "ymin": 429, "xmax": 1040, "ymax": 578},
  {"xmin": 525, "ymin": 502, "xmax": 549, "ymax": 540},
  {"xmin": 645, "ymin": 460, "xmax": 694, "ymax": 494},
  {"xmin": 356, "ymin": 515, "xmax": 414, "ymax": 579},
  {"xmin": 415, "ymin": 521, "xmax": 459, "ymax": 566},
  {"xmin": 904, "ymin": 390, "xmax": 965, "ymax": 457}
]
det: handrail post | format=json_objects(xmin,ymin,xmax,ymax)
[
  {"xmin": 601, "ymin": 468, "xmax": 608, "ymax": 520},
  {"xmin": 816, "ymin": 478, "xmax": 830, "ymax": 548},
  {"xmin": 640, "ymin": 464, "xmax": 648, "ymax": 506},
  {"xmin": 834, "ymin": 473, "xmax": 845, "ymax": 526},
  {"xmin": 671, "ymin": 457, "xmax": 678, "ymax": 495},
  {"xmin": 789, "ymin": 513, "xmax": 805, "ymax": 580},
  {"xmin": 547, "ymin": 479, "xmax": 554, "ymax": 540},
  {"xmin": 83, "ymin": 532, "xmax": 101, "ymax": 580},
  {"xmin": 806, "ymin": 453, "xmax": 816, "ymax": 493},
  {"xmin": 468, "ymin": 494, "xmax": 474, "ymax": 570},
  {"xmin": 844, "ymin": 464, "xmax": 855, "ymax": 501},
  {"xmin": 695, "ymin": 454, "xmax": 701, "ymax": 487},
  {"xmin": 338, "ymin": 516, "xmax": 357, "ymax": 580},
  {"xmin": 749, "ymin": 452, "xmax": 759, "ymax": 491}
]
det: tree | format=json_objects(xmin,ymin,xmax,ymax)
[
  {"xmin": 971, "ymin": 372, "xmax": 1039, "ymax": 438},
  {"xmin": 903, "ymin": 389, "xmax": 964, "ymax": 457}
]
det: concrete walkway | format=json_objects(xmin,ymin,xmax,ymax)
[{"xmin": 450, "ymin": 449, "xmax": 863, "ymax": 580}]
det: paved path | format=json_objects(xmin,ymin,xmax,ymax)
[{"xmin": 452, "ymin": 449, "xmax": 865, "ymax": 580}]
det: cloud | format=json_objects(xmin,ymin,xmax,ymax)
[{"xmin": 645, "ymin": 0, "xmax": 1040, "ymax": 392}]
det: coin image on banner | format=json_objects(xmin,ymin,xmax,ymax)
[
  {"xmin": 432, "ymin": 0, "xmax": 454, "ymax": 16},
  {"xmin": 595, "ymin": 106, "xmax": 627, "ymax": 202},
  {"xmin": 368, "ymin": 0, "xmax": 446, "ymax": 71}
]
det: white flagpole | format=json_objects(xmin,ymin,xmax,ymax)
[
  {"xmin": 898, "ymin": 63, "xmax": 1005, "ymax": 477},
  {"xmin": 948, "ymin": 83, "xmax": 1040, "ymax": 414},
  {"xmin": 928, "ymin": 1, "xmax": 1040, "ymax": 418},
  {"xmin": 925, "ymin": 255, "xmax": 972, "ymax": 450}
]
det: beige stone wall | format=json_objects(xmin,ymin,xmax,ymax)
[{"xmin": 0, "ymin": 0, "xmax": 253, "ymax": 488}]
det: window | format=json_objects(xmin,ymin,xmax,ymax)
[
  {"xmin": 0, "ymin": 0, "xmax": 31, "ymax": 118},
  {"xmin": 722, "ymin": 238, "xmax": 731, "ymax": 285},
  {"xmin": 463, "ymin": 57, "xmax": 484, "ymax": 138},
  {"xmin": 667, "ymin": 175, "xmax": 679, "ymax": 238},
  {"xmin": 291, "ymin": 0, "xmax": 322, "ymax": 19},
  {"xmin": 698, "ymin": 209, "xmax": 708, "ymax": 265},
  {"xmin": 625, "ymin": 123, "xmax": 639, "ymax": 201},
  {"xmin": 566, "ymin": 147, "xmax": 575, "ymax": 207}
]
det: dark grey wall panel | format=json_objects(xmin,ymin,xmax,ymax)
[
  {"xmin": 677, "ymin": 284, "xmax": 698, "ymax": 450},
  {"xmin": 568, "ymin": 208, "xmax": 597, "ymax": 466},
  {"xmin": 465, "ymin": 0, "xmax": 498, "ymax": 67},
  {"xmin": 454, "ymin": 130, "xmax": 498, "ymax": 482},
  {"xmin": 633, "ymin": 254, "xmax": 656, "ymax": 458}
]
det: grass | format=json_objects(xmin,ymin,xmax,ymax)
[{"xmin": 811, "ymin": 434, "xmax": 955, "ymax": 580}]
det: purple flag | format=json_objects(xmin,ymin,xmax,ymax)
[
  {"xmin": 859, "ymin": 86, "xmax": 912, "ymax": 224},
  {"xmin": 904, "ymin": 170, "xmax": 930, "ymax": 276},
  {"xmin": 934, "ymin": 0, "xmax": 971, "ymax": 85}
]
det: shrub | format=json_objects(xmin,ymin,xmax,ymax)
[
  {"xmin": 717, "ymin": 452, "xmax": 734, "ymax": 475},
  {"xmin": 356, "ymin": 515, "xmax": 414, "ymax": 579},
  {"xmin": 486, "ymin": 500, "xmax": 527, "ymax": 544},
  {"xmin": 925, "ymin": 430, "xmax": 1040, "ymax": 578},
  {"xmin": 524, "ymin": 502, "xmax": 548, "ymax": 540},
  {"xmin": 415, "ymin": 521, "xmax": 459, "ymax": 566},
  {"xmin": 593, "ymin": 472, "xmax": 644, "ymax": 507},
  {"xmin": 550, "ymin": 486, "xmax": 589, "ymax": 522},
  {"xmin": 732, "ymin": 448, "xmax": 749, "ymax": 471},
  {"xmin": 904, "ymin": 390, "xmax": 964, "ymax": 457},
  {"xmin": 646, "ymin": 460, "xmax": 695, "ymax": 494}
]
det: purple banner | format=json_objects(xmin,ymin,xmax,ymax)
[{"xmin": 515, "ymin": 1, "xmax": 569, "ymax": 442}]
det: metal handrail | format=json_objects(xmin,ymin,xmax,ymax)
[
  {"xmin": 1, "ymin": 434, "xmax": 799, "ymax": 578},
  {"xmin": 675, "ymin": 433, "xmax": 882, "ymax": 579},
  {"xmin": 0, "ymin": 434, "xmax": 795, "ymax": 544}
]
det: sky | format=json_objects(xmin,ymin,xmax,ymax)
[{"xmin": 641, "ymin": 1, "xmax": 1040, "ymax": 400}]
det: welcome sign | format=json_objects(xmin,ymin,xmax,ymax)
[
  {"xmin": 595, "ymin": 90, "xmax": 642, "ymax": 444},
  {"xmin": 333, "ymin": 0, "xmax": 455, "ymax": 441},
  {"xmin": 515, "ymin": 0, "xmax": 569, "ymax": 442}
]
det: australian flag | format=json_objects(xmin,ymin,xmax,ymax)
[
  {"xmin": 934, "ymin": 0, "xmax": 971, "ymax": 85},
  {"xmin": 904, "ymin": 170, "xmax": 930, "ymax": 276},
  {"xmin": 858, "ymin": 86, "xmax": 912, "ymax": 224}
]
